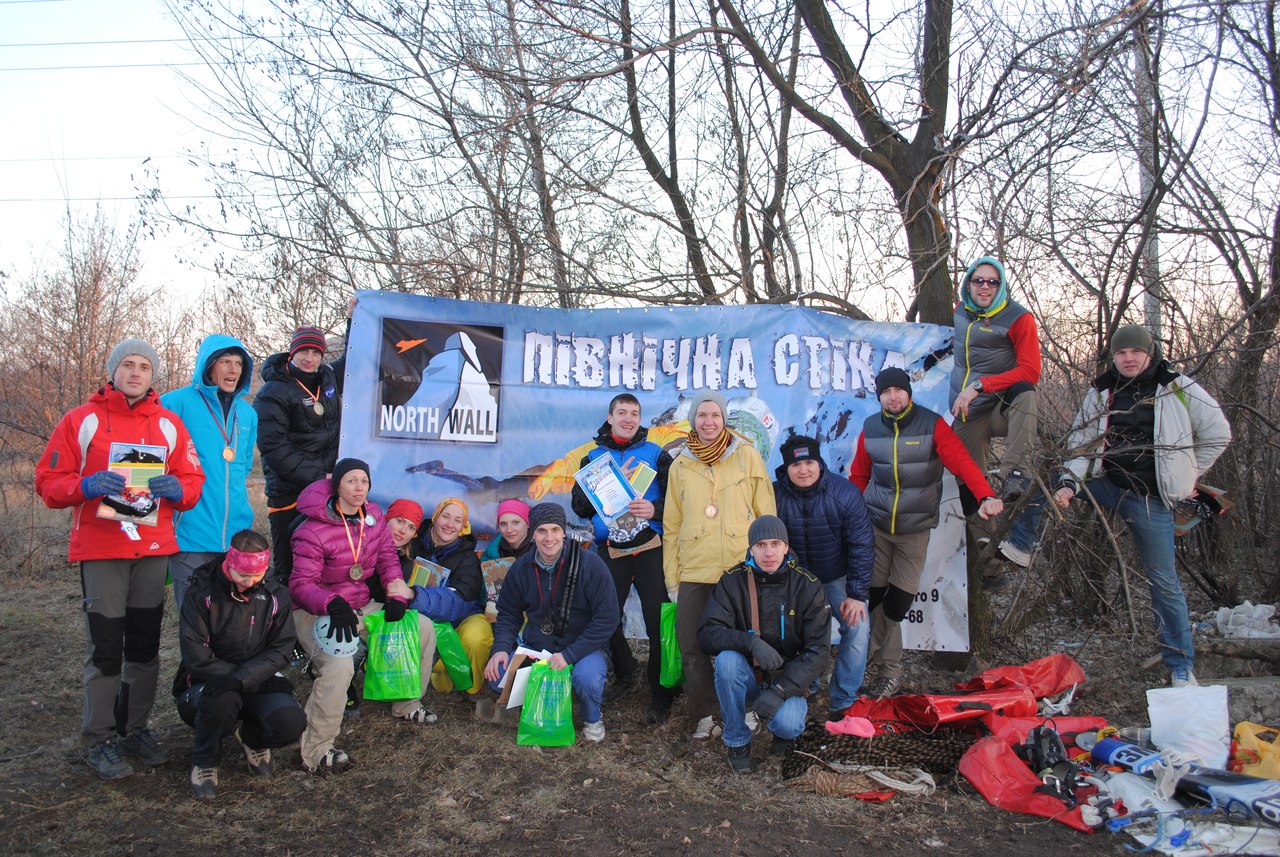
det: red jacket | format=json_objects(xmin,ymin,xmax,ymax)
[{"xmin": 36, "ymin": 386, "xmax": 205, "ymax": 562}]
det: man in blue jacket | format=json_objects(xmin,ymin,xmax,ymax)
[
  {"xmin": 161, "ymin": 335, "xmax": 258, "ymax": 610},
  {"xmin": 772, "ymin": 435, "xmax": 874, "ymax": 719}
]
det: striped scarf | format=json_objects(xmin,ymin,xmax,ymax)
[{"xmin": 686, "ymin": 427, "xmax": 732, "ymax": 465}]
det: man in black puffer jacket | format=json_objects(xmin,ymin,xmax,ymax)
[
  {"xmin": 254, "ymin": 326, "xmax": 343, "ymax": 583},
  {"xmin": 773, "ymin": 435, "xmax": 874, "ymax": 721},
  {"xmin": 699, "ymin": 516, "xmax": 830, "ymax": 774}
]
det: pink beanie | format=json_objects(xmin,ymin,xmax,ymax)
[{"xmin": 496, "ymin": 498, "xmax": 530, "ymax": 523}]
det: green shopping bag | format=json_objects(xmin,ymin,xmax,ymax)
[
  {"xmin": 516, "ymin": 661, "xmax": 576, "ymax": 747},
  {"xmin": 659, "ymin": 601, "xmax": 685, "ymax": 688},
  {"xmin": 433, "ymin": 620, "xmax": 473, "ymax": 691},
  {"xmin": 363, "ymin": 609, "xmax": 423, "ymax": 701}
]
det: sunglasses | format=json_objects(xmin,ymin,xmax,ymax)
[{"xmin": 970, "ymin": 277, "xmax": 1001, "ymax": 288}]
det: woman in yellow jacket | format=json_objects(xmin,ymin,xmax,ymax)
[{"xmin": 664, "ymin": 391, "xmax": 775, "ymax": 740}]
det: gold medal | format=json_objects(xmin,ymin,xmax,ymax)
[
  {"xmin": 221, "ymin": 446, "xmax": 235, "ymax": 462},
  {"xmin": 348, "ymin": 562, "xmax": 364, "ymax": 580},
  {"xmin": 704, "ymin": 503, "xmax": 718, "ymax": 518},
  {"xmin": 313, "ymin": 401, "xmax": 325, "ymax": 416}
]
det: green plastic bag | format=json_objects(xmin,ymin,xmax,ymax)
[
  {"xmin": 659, "ymin": 601, "xmax": 685, "ymax": 688},
  {"xmin": 433, "ymin": 620, "xmax": 473, "ymax": 691},
  {"xmin": 517, "ymin": 661, "xmax": 576, "ymax": 747},
  {"xmin": 363, "ymin": 609, "xmax": 423, "ymax": 701}
]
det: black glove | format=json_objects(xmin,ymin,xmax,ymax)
[
  {"xmin": 383, "ymin": 599, "xmax": 407, "ymax": 622},
  {"xmin": 201, "ymin": 675, "xmax": 242, "ymax": 697},
  {"xmin": 255, "ymin": 674, "xmax": 294, "ymax": 697},
  {"xmin": 749, "ymin": 636, "xmax": 784, "ymax": 671},
  {"xmin": 753, "ymin": 687, "xmax": 785, "ymax": 723},
  {"xmin": 326, "ymin": 597, "xmax": 359, "ymax": 643}
]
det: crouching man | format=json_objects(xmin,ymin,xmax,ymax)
[
  {"xmin": 174, "ymin": 529, "xmax": 306, "ymax": 799},
  {"xmin": 698, "ymin": 516, "xmax": 831, "ymax": 774}
]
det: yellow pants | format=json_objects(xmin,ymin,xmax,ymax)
[{"xmin": 430, "ymin": 613, "xmax": 493, "ymax": 695}]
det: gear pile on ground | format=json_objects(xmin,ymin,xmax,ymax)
[{"xmin": 781, "ymin": 721, "xmax": 981, "ymax": 785}]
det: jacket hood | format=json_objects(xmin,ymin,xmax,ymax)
[
  {"xmin": 1094, "ymin": 357, "xmax": 1177, "ymax": 392},
  {"xmin": 191, "ymin": 334, "xmax": 253, "ymax": 398},
  {"xmin": 960, "ymin": 256, "xmax": 1012, "ymax": 316},
  {"xmin": 261, "ymin": 350, "xmax": 334, "ymax": 385},
  {"xmin": 296, "ymin": 477, "xmax": 385, "ymax": 524}
]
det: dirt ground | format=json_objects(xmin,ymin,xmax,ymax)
[{"xmin": 1, "ymin": 558, "xmax": 1206, "ymax": 857}]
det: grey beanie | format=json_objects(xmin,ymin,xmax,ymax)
[
  {"xmin": 748, "ymin": 515, "xmax": 789, "ymax": 547},
  {"xmin": 687, "ymin": 390, "xmax": 728, "ymax": 421},
  {"xmin": 528, "ymin": 502, "xmax": 568, "ymax": 531},
  {"xmin": 1111, "ymin": 324, "xmax": 1154, "ymax": 356},
  {"xmin": 107, "ymin": 339, "xmax": 161, "ymax": 379}
]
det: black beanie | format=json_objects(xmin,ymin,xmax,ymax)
[
  {"xmin": 875, "ymin": 367, "xmax": 913, "ymax": 398},
  {"xmin": 331, "ymin": 458, "xmax": 370, "ymax": 491},
  {"xmin": 528, "ymin": 502, "xmax": 568, "ymax": 531},
  {"xmin": 780, "ymin": 434, "xmax": 824, "ymax": 469}
]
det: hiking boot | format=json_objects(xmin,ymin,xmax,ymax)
[
  {"xmin": 582, "ymin": 720, "xmax": 606, "ymax": 743},
  {"xmin": 744, "ymin": 710, "xmax": 760, "ymax": 734},
  {"xmin": 1170, "ymin": 668, "xmax": 1199, "ymax": 688},
  {"xmin": 1000, "ymin": 469, "xmax": 1031, "ymax": 503},
  {"xmin": 827, "ymin": 706, "xmax": 848, "ymax": 722},
  {"xmin": 727, "ymin": 742, "xmax": 754, "ymax": 774},
  {"xmin": 344, "ymin": 683, "xmax": 362, "ymax": 719},
  {"xmin": 236, "ymin": 729, "xmax": 272, "ymax": 776},
  {"xmin": 189, "ymin": 765, "xmax": 218, "ymax": 799},
  {"xmin": 691, "ymin": 715, "xmax": 721, "ymax": 741},
  {"xmin": 118, "ymin": 727, "xmax": 167, "ymax": 766},
  {"xmin": 867, "ymin": 675, "xmax": 900, "ymax": 698},
  {"xmin": 997, "ymin": 540, "xmax": 1032, "ymax": 569},
  {"xmin": 982, "ymin": 571, "xmax": 1013, "ymax": 594},
  {"xmin": 644, "ymin": 695, "xmax": 674, "ymax": 726},
  {"xmin": 400, "ymin": 704, "xmax": 439, "ymax": 725},
  {"xmin": 84, "ymin": 739, "xmax": 133, "ymax": 781},
  {"xmin": 304, "ymin": 747, "xmax": 350, "ymax": 774},
  {"xmin": 770, "ymin": 737, "xmax": 795, "ymax": 757},
  {"xmin": 602, "ymin": 671, "xmax": 639, "ymax": 705}
]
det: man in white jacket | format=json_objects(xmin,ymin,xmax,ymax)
[{"xmin": 1003, "ymin": 324, "xmax": 1231, "ymax": 687}]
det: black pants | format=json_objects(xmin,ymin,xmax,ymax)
[
  {"xmin": 177, "ymin": 684, "xmax": 307, "ymax": 767},
  {"xmin": 268, "ymin": 506, "xmax": 301, "ymax": 584},
  {"xmin": 601, "ymin": 544, "xmax": 675, "ymax": 699}
]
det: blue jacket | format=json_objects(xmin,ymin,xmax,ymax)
[
  {"xmin": 569, "ymin": 422, "xmax": 669, "ymax": 547},
  {"xmin": 161, "ymin": 335, "xmax": 256, "ymax": 552},
  {"xmin": 773, "ymin": 461, "xmax": 874, "ymax": 600}
]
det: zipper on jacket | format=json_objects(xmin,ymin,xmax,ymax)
[
  {"xmin": 890, "ymin": 421, "xmax": 902, "ymax": 535},
  {"xmin": 959, "ymin": 319, "xmax": 977, "ymax": 423},
  {"xmin": 780, "ymin": 601, "xmax": 786, "ymax": 641}
]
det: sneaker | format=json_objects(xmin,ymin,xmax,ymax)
[
  {"xmin": 867, "ymin": 675, "xmax": 900, "ymax": 698},
  {"xmin": 582, "ymin": 720, "xmax": 606, "ymax": 742},
  {"xmin": 304, "ymin": 747, "xmax": 350, "ymax": 774},
  {"xmin": 84, "ymin": 739, "xmax": 133, "ymax": 781},
  {"xmin": 236, "ymin": 729, "xmax": 272, "ymax": 776},
  {"xmin": 400, "ymin": 705, "xmax": 439, "ymax": 725},
  {"xmin": 997, "ymin": 540, "xmax": 1032, "ymax": 569},
  {"xmin": 770, "ymin": 737, "xmax": 795, "ymax": 757},
  {"xmin": 644, "ymin": 695, "xmax": 674, "ymax": 726},
  {"xmin": 118, "ymin": 727, "xmax": 167, "ymax": 766},
  {"xmin": 691, "ymin": 715, "xmax": 722, "ymax": 741},
  {"xmin": 1000, "ymin": 469, "xmax": 1031, "ymax": 502},
  {"xmin": 744, "ymin": 711, "xmax": 760, "ymax": 734},
  {"xmin": 1171, "ymin": 668, "xmax": 1199, "ymax": 688},
  {"xmin": 827, "ymin": 707, "xmax": 847, "ymax": 722},
  {"xmin": 727, "ymin": 742, "xmax": 754, "ymax": 774},
  {"xmin": 189, "ymin": 765, "xmax": 218, "ymax": 799},
  {"xmin": 602, "ymin": 671, "xmax": 639, "ymax": 705}
]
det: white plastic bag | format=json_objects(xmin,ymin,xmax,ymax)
[{"xmin": 1146, "ymin": 685, "xmax": 1230, "ymax": 769}]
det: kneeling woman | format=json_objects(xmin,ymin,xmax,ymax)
[
  {"xmin": 406, "ymin": 498, "xmax": 492, "ymax": 695},
  {"xmin": 289, "ymin": 458, "xmax": 438, "ymax": 773}
]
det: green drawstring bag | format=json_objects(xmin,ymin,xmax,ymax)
[
  {"xmin": 363, "ymin": 609, "xmax": 423, "ymax": 701},
  {"xmin": 433, "ymin": 620, "xmax": 473, "ymax": 691},
  {"xmin": 516, "ymin": 661, "xmax": 576, "ymax": 747},
  {"xmin": 659, "ymin": 601, "xmax": 685, "ymax": 688}
]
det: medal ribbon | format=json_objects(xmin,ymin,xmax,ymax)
[
  {"xmin": 340, "ymin": 508, "xmax": 365, "ymax": 568},
  {"xmin": 293, "ymin": 375, "xmax": 323, "ymax": 408},
  {"xmin": 196, "ymin": 388, "xmax": 238, "ymax": 453}
]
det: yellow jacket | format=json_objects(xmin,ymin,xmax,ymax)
[{"xmin": 663, "ymin": 436, "xmax": 776, "ymax": 590}]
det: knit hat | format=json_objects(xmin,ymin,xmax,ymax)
[
  {"xmin": 430, "ymin": 497, "xmax": 471, "ymax": 536},
  {"xmin": 1111, "ymin": 324, "xmax": 1154, "ymax": 356},
  {"xmin": 331, "ymin": 458, "xmax": 370, "ymax": 491},
  {"xmin": 874, "ymin": 367, "xmax": 913, "ymax": 398},
  {"xmin": 289, "ymin": 326, "xmax": 327, "ymax": 357},
  {"xmin": 496, "ymin": 498, "xmax": 530, "ymax": 524},
  {"xmin": 528, "ymin": 502, "xmax": 567, "ymax": 532},
  {"xmin": 107, "ymin": 338, "xmax": 161, "ymax": 379},
  {"xmin": 780, "ymin": 434, "xmax": 823, "ymax": 469},
  {"xmin": 385, "ymin": 499, "xmax": 423, "ymax": 530},
  {"xmin": 748, "ymin": 515, "xmax": 789, "ymax": 547},
  {"xmin": 686, "ymin": 390, "xmax": 728, "ymax": 422}
]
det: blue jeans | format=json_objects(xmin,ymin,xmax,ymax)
[
  {"xmin": 822, "ymin": 579, "xmax": 870, "ymax": 711},
  {"xmin": 1008, "ymin": 478, "xmax": 1193, "ymax": 671},
  {"xmin": 488, "ymin": 649, "xmax": 608, "ymax": 723},
  {"xmin": 713, "ymin": 651, "xmax": 808, "ymax": 748}
]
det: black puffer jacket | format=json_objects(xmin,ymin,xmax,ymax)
[
  {"xmin": 698, "ymin": 557, "xmax": 831, "ymax": 698},
  {"xmin": 254, "ymin": 353, "xmax": 342, "ymax": 505},
  {"xmin": 174, "ymin": 556, "xmax": 296, "ymax": 693},
  {"xmin": 773, "ymin": 463, "xmax": 874, "ymax": 599}
]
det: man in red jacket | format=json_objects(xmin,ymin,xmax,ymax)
[{"xmin": 36, "ymin": 339, "xmax": 205, "ymax": 780}]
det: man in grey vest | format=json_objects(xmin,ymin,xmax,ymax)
[
  {"xmin": 949, "ymin": 257, "xmax": 1041, "ymax": 551},
  {"xmin": 848, "ymin": 368, "xmax": 1002, "ymax": 697}
]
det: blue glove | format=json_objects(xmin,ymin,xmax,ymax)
[
  {"xmin": 148, "ymin": 474, "xmax": 183, "ymax": 502},
  {"xmin": 81, "ymin": 470, "xmax": 127, "ymax": 499}
]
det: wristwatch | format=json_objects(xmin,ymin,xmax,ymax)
[{"xmin": 969, "ymin": 379, "xmax": 983, "ymax": 393}]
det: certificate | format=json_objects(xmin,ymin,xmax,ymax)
[{"xmin": 573, "ymin": 454, "xmax": 638, "ymax": 525}]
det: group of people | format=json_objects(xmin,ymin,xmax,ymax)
[{"xmin": 36, "ymin": 253, "xmax": 1232, "ymax": 789}]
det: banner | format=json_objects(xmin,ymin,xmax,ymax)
[{"xmin": 340, "ymin": 291, "xmax": 970, "ymax": 653}]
